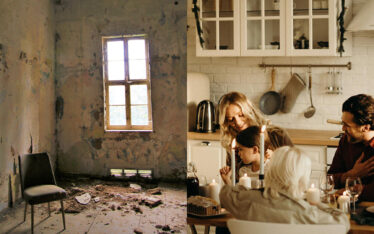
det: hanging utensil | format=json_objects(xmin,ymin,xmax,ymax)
[
  {"xmin": 259, "ymin": 68, "xmax": 282, "ymax": 115},
  {"xmin": 304, "ymin": 71, "xmax": 316, "ymax": 118}
]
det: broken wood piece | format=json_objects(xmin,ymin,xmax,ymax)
[
  {"xmin": 146, "ymin": 187, "xmax": 161, "ymax": 195},
  {"xmin": 140, "ymin": 196, "xmax": 162, "ymax": 208}
]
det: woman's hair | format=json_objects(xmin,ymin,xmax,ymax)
[
  {"xmin": 342, "ymin": 94, "xmax": 374, "ymax": 130},
  {"xmin": 264, "ymin": 146, "xmax": 311, "ymax": 200},
  {"xmin": 218, "ymin": 92, "xmax": 267, "ymax": 153},
  {"xmin": 236, "ymin": 126, "xmax": 271, "ymax": 150}
]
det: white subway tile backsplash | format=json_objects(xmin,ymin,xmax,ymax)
[
  {"xmin": 200, "ymin": 65, "xmax": 226, "ymax": 74},
  {"xmin": 187, "ymin": 64, "xmax": 200, "ymax": 72},
  {"xmin": 237, "ymin": 58, "xmax": 263, "ymax": 66},
  {"xmin": 211, "ymin": 57, "xmax": 237, "ymax": 65},
  {"xmin": 226, "ymin": 66, "xmax": 252, "ymax": 74},
  {"xmin": 352, "ymin": 46, "xmax": 368, "ymax": 56}
]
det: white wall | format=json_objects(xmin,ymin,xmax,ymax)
[{"xmin": 187, "ymin": 0, "xmax": 374, "ymax": 130}]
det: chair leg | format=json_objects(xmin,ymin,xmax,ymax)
[
  {"xmin": 24, "ymin": 202, "xmax": 27, "ymax": 222},
  {"xmin": 48, "ymin": 202, "xmax": 51, "ymax": 216},
  {"xmin": 31, "ymin": 205, "xmax": 34, "ymax": 234},
  {"xmin": 60, "ymin": 200, "xmax": 66, "ymax": 230}
]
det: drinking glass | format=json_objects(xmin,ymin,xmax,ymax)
[
  {"xmin": 326, "ymin": 194, "xmax": 337, "ymax": 209},
  {"xmin": 345, "ymin": 177, "xmax": 363, "ymax": 214},
  {"xmin": 319, "ymin": 174, "xmax": 334, "ymax": 202}
]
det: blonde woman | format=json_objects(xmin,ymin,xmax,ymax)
[
  {"xmin": 220, "ymin": 146, "xmax": 350, "ymax": 231},
  {"xmin": 218, "ymin": 91, "xmax": 293, "ymax": 182}
]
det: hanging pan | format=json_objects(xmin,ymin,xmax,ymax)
[{"xmin": 259, "ymin": 68, "xmax": 282, "ymax": 115}]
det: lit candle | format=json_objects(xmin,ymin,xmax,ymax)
[
  {"xmin": 209, "ymin": 179, "xmax": 220, "ymax": 204},
  {"xmin": 338, "ymin": 191, "xmax": 350, "ymax": 213},
  {"xmin": 259, "ymin": 125, "xmax": 266, "ymax": 180},
  {"xmin": 239, "ymin": 173, "xmax": 251, "ymax": 189},
  {"xmin": 306, "ymin": 183, "xmax": 320, "ymax": 205},
  {"xmin": 231, "ymin": 139, "xmax": 236, "ymax": 186}
]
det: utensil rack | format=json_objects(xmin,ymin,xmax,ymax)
[{"xmin": 259, "ymin": 61, "xmax": 351, "ymax": 70}]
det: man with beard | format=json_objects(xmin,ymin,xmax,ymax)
[{"xmin": 328, "ymin": 94, "xmax": 374, "ymax": 201}]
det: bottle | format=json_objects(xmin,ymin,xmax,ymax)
[
  {"xmin": 300, "ymin": 34, "xmax": 307, "ymax": 49},
  {"xmin": 187, "ymin": 162, "xmax": 199, "ymax": 197}
]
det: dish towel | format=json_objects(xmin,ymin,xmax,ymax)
[{"xmin": 280, "ymin": 73, "xmax": 306, "ymax": 113}]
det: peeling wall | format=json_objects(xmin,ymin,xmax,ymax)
[
  {"xmin": 0, "ymin": 0, "xmax": 56, "ymax": 211},
  {"xmin": 55, "ymin": 0, "xmax": 187, "ymax": 179}
]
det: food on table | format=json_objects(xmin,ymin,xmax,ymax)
[{"xmin": 187, "ymin": 195, "xmax": 221, "ymax": 215}]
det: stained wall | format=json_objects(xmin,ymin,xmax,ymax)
[
  {"xmin": 0, "ymin": 0, "xmax": 56, "ymax": 211},
  {"xmin": 55, "ymin": 0, "xmax": 187, "ymax": 179}
]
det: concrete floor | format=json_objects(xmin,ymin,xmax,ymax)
[{"xmin": 0, "ymin": 179, "xmax": 187, "ymax": 234}]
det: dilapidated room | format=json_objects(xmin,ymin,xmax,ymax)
[{"xmin": 0, "ymin": 0, "xmax": 187, "ymax": 233}]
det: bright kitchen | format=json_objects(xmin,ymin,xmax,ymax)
[{"xmin": 187, "ymin": 0, "xmax": 374, "ymax": 233}]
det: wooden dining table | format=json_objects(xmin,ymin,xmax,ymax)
[{"xmin": 187, "ymin": 202, "xmax": 374, "ymax": 234}]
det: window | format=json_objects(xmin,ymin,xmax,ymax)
[{"xmin": 102, "ymin": 35, "xmax": 153, "ymax": 131}]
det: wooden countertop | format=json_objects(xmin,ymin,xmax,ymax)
[{"xmin": 188, "ymin": 129, "xmax": 343, "ymax": 147}]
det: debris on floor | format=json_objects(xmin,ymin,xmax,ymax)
[
  {"xmin": 0, "ymin": 178, "xmax": 187, "ymax": 233},
  {"xmin": 75, "ymin": 192, "xmax": 91, "ymax": 204},
  {"xmin": 146, "ymin": 187, "xmax": 162, "ymax": 195}
]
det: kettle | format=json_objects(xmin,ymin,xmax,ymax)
[{"xmin": 196, "ymin": 100, "xmax": 216, "ymax": 133}]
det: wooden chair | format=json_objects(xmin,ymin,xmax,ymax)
[
  {"xmin": 227, "ymin": 218, "xmax": 346, "ymax": 234},
  {"xmin": 19, "ymin": 153, "xmax": 67, "ymax": 233}
]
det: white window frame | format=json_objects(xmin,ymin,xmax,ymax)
[{"xmin": 102, "ymin": 34, "xmax": 153, "ymax": 132}]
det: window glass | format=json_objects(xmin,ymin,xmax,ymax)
[
  {"xmin": 131, "ymin": 106, "xmax": 148, "ymax": 125},
  {"xmin": 109, "ymin": 106, "xmax": 126, "ymax": 125},
  {"xmin": 107, "ymin": 41, "xmax": 125, "ymax": 80},
  {"xmin": 129, "ymin": 39, "xmax": 146, "ymax": 80},
  {"xmin": 109, "ymin": 85, "xmax": 126, "ymax": 105},
  {"xmin": 130, "ymin": 85, "xmax": 148, "ymax": 105}
]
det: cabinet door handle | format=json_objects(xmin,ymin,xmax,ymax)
[{"xmin": 201, "ymin": 141, "xmax": 211, "ymax": 146}]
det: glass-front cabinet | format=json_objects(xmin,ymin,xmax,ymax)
[
  {"xmin": 286, "ymin": 0, "xmax": 336, "ymax": 56},
  {"xmin": 196, "ymin": 0, "xmax": 240, "ymax": 56},
  {"xmin": 195, "ymin": 0, "xmax": 338, "ymax": 56},
  {"xmin": 241, "ymin": 0, "xmax": 285, "ymax": 56}
]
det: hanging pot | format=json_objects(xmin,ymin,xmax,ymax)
[{"xmin": 259, "ymin": 69, "xmax": 282, "ymax": 115}]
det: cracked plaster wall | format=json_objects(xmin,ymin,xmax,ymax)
[
  {"xmin": 0, "ymin": 0, "xmax": 56, "ymax": 211},
  {"xmin": 55, "ymin": 0, "xmax": 187, "ymax": 179}
]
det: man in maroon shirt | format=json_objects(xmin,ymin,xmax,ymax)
[{"xmin": 328, "ymin": 94, "xmax": 374, "ymax": 201}]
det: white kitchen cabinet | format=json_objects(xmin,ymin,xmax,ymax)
[
  {"xmin": 196, "ymin": 0, "xmax": 240, "ymax": 56},
  {"xmin": 196, "ymin": 0, "xmax": 347, "ymax": 57},
  {"xmin": 285, "ymin": 0, "xmax": 336, "ymax": 56},
  {"xmin": 187, "ymin": 139, "xmax": 226, "ymax": 186},
  {"xmin": 296, "ymin": 144, "xmax": 327, "ymax": 184},
  {"xmin": 240, "ymin": 0, "xmax": 286, "ymax": 56}
]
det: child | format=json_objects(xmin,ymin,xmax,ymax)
[{"xmin": 220, "ymin": 125, "xmax": 272, "ymax": 185}]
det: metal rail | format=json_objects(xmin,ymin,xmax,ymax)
[{"xmin": 259, "ymin": 61, "xmax": 351, "ymax": 70}]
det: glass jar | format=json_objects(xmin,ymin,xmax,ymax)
[{"xmin": 187, "ymin": 162, "xmax": 199, "ymax": 197}]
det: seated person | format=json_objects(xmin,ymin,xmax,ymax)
[
  {"xmin": 328, "ymin": 94, "xmax": 374, "ymax": 201},
  {"xmin": 218, "ymin": 91, "xmax": 293, "ymax": 183},
  {"xmin": 220, "ymin": 146, "xmax": 350, "ymax": 232},
  {"xmin": 220, "ymin": 126, "xmax": 272, "ymax": 185}
]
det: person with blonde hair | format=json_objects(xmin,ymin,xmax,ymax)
[
  {"xmin": 218, "ymin": 91, "xmax": 293, "ymax": 182},
  {"xmin": 219, "ymin": 146, "xmax": 350, "ymax": 231}
]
